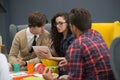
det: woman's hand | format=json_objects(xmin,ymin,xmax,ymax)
[{"xmin": 59, "ymin": 58, "xmax": 68, "ymax": 71}]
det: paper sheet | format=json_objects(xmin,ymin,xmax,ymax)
[{"xmin": 33, "ymin": 46, "xmax": 51, "ymax": 57}]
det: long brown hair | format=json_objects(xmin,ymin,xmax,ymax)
[{"xmin": 51, "ymin": 12, "xmax": 72, "ymax": 54}]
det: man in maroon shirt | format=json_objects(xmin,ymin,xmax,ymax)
[{"xmin": 43, "ymin": 8, "xmax": 115, "ymax": 80}]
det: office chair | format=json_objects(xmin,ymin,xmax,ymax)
[{"xmin": 110, "ymin": 36, "xmax": 120, "ymax": 80}]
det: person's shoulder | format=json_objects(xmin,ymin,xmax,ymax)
[
  {"xmin": 0, "ymin": 53, "xmax": 5, "ymax": 57},
  {"xmin": 44, "ymin": 29, "xmax": 50, "ymax": 34},
  {"xmin": 70, "ymin": 37, "xmax": 81, "ymax": 46},
  {"xmin": 0, "ymin": 54, "xmax": 6, "ymax": 60},
  {"xmin": 71, "ymin": 35, "xmax": 89, "ymax": 47},
  {"xmin": 70, "ymin": 34, "xmax": 75, "ymax": 40},
  {"xmin": 42, "ymin": 29, "xmax": 50, "ymax": 36},
  {"xmin": 17, "ymin": 28, "xmax": 26, "ymax": 34},
  {"xmin": 38, "ymin": 29, "xmax": 50, "ymax": 38},
  {"xmin": 67, "ymin": 34, "xmax": 75, "ymax": 44},
  {"xmin": 15, "ymin": 29, "xmax": 27, "ymax": 36},
  {"xmin": 91, "ymin": 29, "xmax": 101, "ymax": 36}
]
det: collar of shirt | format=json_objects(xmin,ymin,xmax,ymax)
[
  {"xmin": 26, "ymin": 27, "xmax": 39, "ymax": 49},
  {"xmin": 26, "ymin": 27, "xmax": 39, "ymax": 40},
  {"xmin": 61, "ymin": 33, "xmax": 74, "ymax": 42}
]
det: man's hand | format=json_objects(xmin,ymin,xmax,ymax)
[
  {"xmin": 17, "ymin": 57, "xmax": 26, "ymax": 66},
  {"xmin": 43, "ymin": 68, "xmax": 54, "ymax": 80},
  {"xmin": 36, "ymin": 49, "xmax": 52, "ymax": 59}
]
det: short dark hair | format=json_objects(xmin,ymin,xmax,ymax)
[
  {"xmin": 69, "ymin": 8, "xmax": 92, "ymax": 31},
  {"xmin": 28, "ymin": 11, "xmax": 48, "ymax": 27}
]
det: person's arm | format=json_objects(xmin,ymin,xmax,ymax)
[
  {"xmin": 50, "ymin": 48, "xmax": 59, "ymax": 57},
  {"xmin": 26, "ymin": 57, "xmax": 40, "ymax": 65},
  {"xmin": 44, "ymin": 43, "xmax": 83, "ymax": 80},
  {"xmin": 43, "ymin": 42, "xmax": 83, "ymax": 80},
  {"xmin": 43, "ymin": 58, "xmax": 68, "ymax": 80},
  {"xmin": 8, "ymin": 34, "xmax": 20, "ymax": 65},
  {"xmin": 36, "ymin": 50, "xmax": 64, "ymax": 61},
  {"xmin": 50, "ymin": 56, "xmax": 65, "ymax": 61},
  {"xmin": 0, "ymin": 54, "xmax": 10, "ymax": 80},
  {"xmin": 66, "ymin": 43, "xmax": 83, "ymax": 80},
  {"xmin": 41, "ymin": 32, "xmax": 59, "ymax": 57},
  {"xmin": 43, "ymin": 68, "xmax": 54, "ymax": 80}
]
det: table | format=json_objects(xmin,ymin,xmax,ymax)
[
  {"xmin": 10, "ymin": 71, "xmax": 58, "ymax": 80},
  {"xmin": 10, "ymin": 71, "xmax": 44, "ymax": 80}
]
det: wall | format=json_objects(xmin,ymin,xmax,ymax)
[
  {"xmin": 0, "ymin": 0, "xmax": 10, "ymax": 52},
  {"xmin": 0, "ymin": 0, "xmax": 120, "ymax": 53},
  {"xmin": 9, "ymin": 0, "xmax": 120, "ymax": 25}
]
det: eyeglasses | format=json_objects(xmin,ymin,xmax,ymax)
[{"xmin": 54, "ymin": 22, "xmax": 66, "ymax": 27}]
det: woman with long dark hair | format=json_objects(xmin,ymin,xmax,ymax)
[
  {"xmin": 50, "ymin": 12, "xmax": 74, "ymax": 76},
  {"xmin": 37, "ymin": 12, "xmax": 74, "ymax": 76},
  {"xmin": 51, "ymin": 12, "xmax": 74, "ymax": 58}
]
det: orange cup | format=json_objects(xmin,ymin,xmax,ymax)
[{"xmin": 27, "ymin": 63, "xmax": 34, "ymax": 74}]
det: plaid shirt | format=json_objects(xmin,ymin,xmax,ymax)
[{"xmin": 59, "ymin": 29, "xmax": 115, "ymax": 80}]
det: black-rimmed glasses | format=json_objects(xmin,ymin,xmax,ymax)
[{"xmin": 54, "ymin": 22, "xmax": 66, "ymax": 27}]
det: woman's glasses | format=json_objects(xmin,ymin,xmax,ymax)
[{"xmin": 54, "ymin": 22, "xmax": 66, "ymax": 27}]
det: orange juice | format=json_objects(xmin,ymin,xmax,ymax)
[{"xmin": 27, "ymin": 63, "xmax": 34, "ymax": 74}]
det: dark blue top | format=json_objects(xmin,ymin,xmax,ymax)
[
  {"xmin": 60, "ymin": 34, "xmax": 75, "ymax": 57},
  {"xmin": 58, "ymin": 34, "xmax": 75, "ymax": 76}
]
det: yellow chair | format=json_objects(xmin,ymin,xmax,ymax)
[{"xmin": 92, "ymin": 21, "xmax": 120, "ymax": 48}]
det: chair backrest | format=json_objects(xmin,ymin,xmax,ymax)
[
  {"xmin": 9, "ymin": 24, "xmax": 28, "ymax": 41},
  {"xmin": 9, "ymin": 23, "xmax": 51, "ymax": 41},
  {"xmin": 110, "ymin": 37, "xmax": 120, "ymax": 80},
  {"xmin": 92, "ymin": 21, "xmax": 120, "ymax": 48}
]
